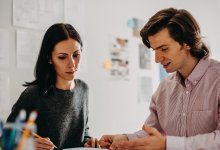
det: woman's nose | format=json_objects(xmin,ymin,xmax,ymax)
[{"xmin": 68, "ymin": 57, "xmax": 75, "ymax": 68}]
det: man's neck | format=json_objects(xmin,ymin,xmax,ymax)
[{"xmin": 179, "ymin": 56, "xmax": 199, "ymax": 79}]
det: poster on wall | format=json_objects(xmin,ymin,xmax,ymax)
[
  {"xmin": 109, "ymin": 36, "xmax": 129, "ymax": 80},
  {"xmin": 0, "ymin": 29, "xmax": 9, "ymax": 68},
  {"xmin": 64, "ymin": 0, "xmax": 86, "ymax": 37},
  {"xmin": 219, "ymin": 0, "xmax": 220, "ymax": 8},
  {"xmin": 138, "ymin": 76, "xmax": 152, "ymax": 103},
  {"xmin": 0, "ymin": 71, "xmax": 10, "ymax": 111},
  {"xmin": 13, "ymin": 0, "xmax": 63, "ymax": 29},
  {"xmin": 127, "ymin": 18, "xmax": 145, "ymax": 38},
  {"xmin": 139, "ymin": 44, "xmax": 151, "ymax": 70},
  {"xmin": 16, "ymin": 30, "xmax": 43, "ymax": 68}
]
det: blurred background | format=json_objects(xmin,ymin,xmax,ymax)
[{"xmin": 0, "ymin": 0, "xmax": 220, "ymax": 138}]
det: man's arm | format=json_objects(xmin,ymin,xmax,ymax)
[{"xmin": 166, "ymin": 130, "xmax": 220, "ymax": 150}]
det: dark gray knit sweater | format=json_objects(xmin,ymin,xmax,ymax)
[{"xmin": 7, "ymin": 79, "xmax": 91, "ymax": 149}]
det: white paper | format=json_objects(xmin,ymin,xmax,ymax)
[
  {"xmin": 138, "ymin": 76, "xmax": 152, "ymax": 103},
  {"xmin": 109, "ymin": 36, "xmax": 130, "ymax": 80},
  {"xmin": 64, "ymin": 0, "xmax": 86, "ymax": 37},
  {"xmin": 0, "ymin": 29, "xmax": 9, "ymax": 68},
  {"xmin": 139, "ymin": 44, "xmax": 151, "ymax": 70},
  {"xmin": 78, "ymin": 41, "xmax": 88, "ymax": 74},
  {"xmin": 16, "ymin": 30, "xmax": 43, "ymax": 68},
  {"xmin": 0, "ymin": 71, "xmax": 10, "ymax": 111},
  {"xmin": 64, "ymin": 148, "xmax": 105, "ymax": 150},
  {"xmin": 13, "ymin": 0, "xmax": 63, "ymax": 29}
]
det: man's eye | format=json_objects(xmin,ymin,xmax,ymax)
[{"xmin": 161, "ymin": 48, "xmax": 168, "ymax": 51}]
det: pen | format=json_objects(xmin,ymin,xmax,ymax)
[
  {"xmin": 8, "ymin": 110, "xmax": 26, "ymax": 150},
  {"xmin": 0, "ymin": 120, "xmax": 4, "ymax": 149},
  {"xmin": 21, "ymin": 129, "xmax": 58, "ymax": 149},
  {"xmin": 17, "ymin": 110, "xmax": 38, "ymax": 150},
  {"xmin": 32, "ymin": 132, "xmax": 57, "ymax": 148}
]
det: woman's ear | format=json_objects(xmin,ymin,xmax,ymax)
[{"xmin": 49, "ymin": 59, "xmax": 52, "ymax": 64}]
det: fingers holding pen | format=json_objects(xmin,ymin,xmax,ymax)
[{"xmin": 35, "ymin": 137, "xmax": 55, "ymax": 150}]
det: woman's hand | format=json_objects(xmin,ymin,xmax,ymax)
[{"xmin": 34, "ymin": 137, "xmax": 55, "ymax": 150}]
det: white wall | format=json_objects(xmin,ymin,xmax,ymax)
[
  {"xmin": 0, "ymin": 0, "xmax": 220, "ymax": 139},
  {"xmin": 84, "ymin": 0, "xmax": 220, "ymax": 138}
]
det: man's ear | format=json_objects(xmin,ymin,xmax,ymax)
[{"xmin": 184, "ymin": 43, "xmax": 191, "ymax": 50}]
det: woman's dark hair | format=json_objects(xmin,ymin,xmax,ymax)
[
  {"xmin": 23, "ymin": 23, "xmax": 83, "ymax": 95},
  {"xmin": 140, "ymin": 8, "xmax": 210, "ymax": 59}
]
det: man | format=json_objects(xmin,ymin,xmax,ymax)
[{"xmin": 99, "ymin": 8, "xmax": 220, "ymax": 150}]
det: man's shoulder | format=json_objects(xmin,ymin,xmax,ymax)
[{"xmin": 208, "ymin": 58, "xmax": 220, "ymax": 74}]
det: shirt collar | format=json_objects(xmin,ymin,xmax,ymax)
[{"xmin": 175, "ymin": 58, "xmax": 210, "ymax": 85}]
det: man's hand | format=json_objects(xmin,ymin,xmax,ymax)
[
  {"xmin": 84, "ymin": 137, "xmax": 100, "ymax": 148},
  {"xmin": 110, "ymin": 124, "xmax": 166, "ymax": 150},
  {"xmin": 99, "ymin": 134, "xmax": 128, "ymax": 149}
]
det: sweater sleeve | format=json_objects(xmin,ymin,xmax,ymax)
[
  {"xmin": 82, "ymin": 80, "xmax": 92, "ymax": 144},
  {"xmin": 7, "ymin": 87, "xmax": 37, "ymax": 123},
  {"xmin": 83, "ymin": 117, "xmax": 91, "ymax": 144}
]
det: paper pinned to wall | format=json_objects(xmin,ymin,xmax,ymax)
[
  {"xmin": 138, "ymin": 76, "xmax": 152, "ymax": 103},
  {"xmin": 77, "ymin": 40, "xmax": 88, "ymax": 74},
  {"xmin": 0, "ymin": 29, "xmax": 9, "ymax": 68},
  {"xmin": 16, "ymin": 30, "xmax": 43, "ymax": 68},
  {"xmin": 127, "ymin": 18, "xmax": 145, "ymax": 38},
  {"xmin": 13, "ymin": 0, "xmax": 63, "ymax": 29},
  {"xmin": 219, "ymin": 0, "xmax": 220, "ymax": 8},
  {"xmin": 0, "ymin": 71, "xmax": 10, "ymax": 111},
  {"xmin": 108, "ymin": 36, "xmax": 130, "ymax": 80},
  {"xmin": 139, "ymin": 44, "xmax": 151, "ymax": 70},
  {"xmin": 64, "ymin": 0, "xmax": 86, "ymax": 37}
]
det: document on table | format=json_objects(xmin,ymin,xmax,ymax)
[{"xmin": 63, "ymin": 148, "xmax": 106, "ymax": 150}]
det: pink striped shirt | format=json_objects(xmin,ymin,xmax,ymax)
[{"xmin": 127, "ymin": 58, "xmax": 220, "ymax": 150}]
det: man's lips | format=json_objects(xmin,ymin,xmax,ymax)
[{"xmin": 162, "ymin": 62, "xmax": 171, "ymax": 68}]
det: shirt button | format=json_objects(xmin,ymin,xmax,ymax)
[
  {"xmin": 183, "ymin": 113, "xmax": 186, "ymax": 116},
  {"xmin": 186, "ymin": 91, "xmax": 189, "ymax": 94}
]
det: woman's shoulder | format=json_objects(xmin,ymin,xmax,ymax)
[
  {"xmin": 75, "ymin": 79, "xmax": 89, "ymax": 89},
  {"xmin": 20, "ymin": 85, "xmax": 39, "ymax": 99},
  {"xmin": 11, "ymin": 85, "xmax": 40, "ymax": 111},
  {"xmin": 23, "ymin": 85, "xmax": 39, "ymax": 93}
]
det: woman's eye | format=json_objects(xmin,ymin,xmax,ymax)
[
  {"xmin": 58, "ymin": 56, "xmax": 66, "ymax": 60},
  {"xmin": 73, "ymin": 54, "xmax": 80, "ymax": 58}
]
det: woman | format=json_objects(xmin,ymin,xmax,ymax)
[{"xmin": 7, "ymin": 23, "xmax": 98, "ymax": 149}]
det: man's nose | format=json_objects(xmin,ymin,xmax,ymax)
[{"xmin": 155, "ymin": 51, "xmax": 164, "ymax": 63}]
